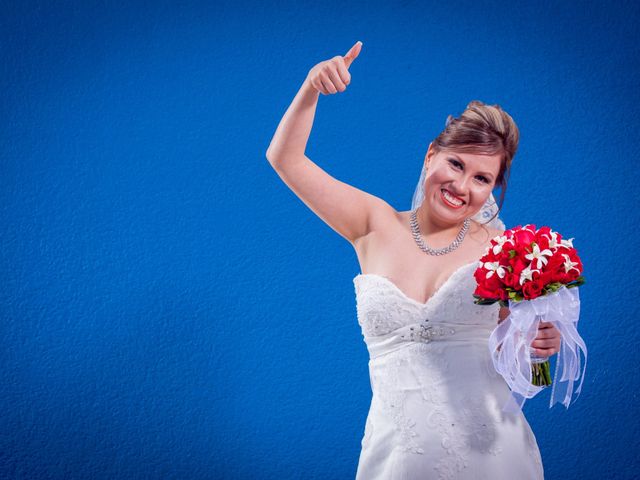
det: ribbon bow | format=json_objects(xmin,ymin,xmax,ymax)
[{"xmin": 488, "ymin": 286, "xmax": 587, "ymax": 413}]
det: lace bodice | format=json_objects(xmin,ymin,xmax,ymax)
[
  {"xmin": 353, "ymin": 261, "xmax": 499, "ymax": 344},
  {"xmin": 352, "ymin": 261, "xmax": 545, "ymax": 480}
]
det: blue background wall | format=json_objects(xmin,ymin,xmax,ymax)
[{"xmin": 2, "ymin": 1, "xmax": 638, "ymax": 478}]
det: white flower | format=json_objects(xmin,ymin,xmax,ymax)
[
  {"xmin": 518, "ymin": 264, "xmax": 540, "ymax": 286},
  {"xmin": 561, "ymin": 253, "xmax": 581, "ymax": 274},
  {"xmin": 560, "ymin": 237, "xmax": 575, "ymax": 248},
  {"xmin": 524, "ymin": 243, "xmax": 553, "ymax": 270},
  {"xmin": 491, "ymin": 235, "xmax": 510, "ymax": 255},
  {"xmin": 483, "ymin": 261, "xmax": 507, "ymax": 280},
  {"xmin": 540, "ymin": 230, "xmax": 561, "ymax": 249}
]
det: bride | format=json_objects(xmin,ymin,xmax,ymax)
[{"xmin": 266, "ymin": 41, "xmax": 561, "ymax": 479}]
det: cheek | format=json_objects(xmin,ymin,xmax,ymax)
[
  {"xmin": 425, "ymin": 169, "xmax": 450, "ymax": 186},
  {"xmin": 472, "ymin": 192, "xmax": 491, "ymax": 207}
]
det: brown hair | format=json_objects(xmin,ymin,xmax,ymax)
[{"xmin": 431, "ymin": 100, "xmax": 519, "ymax": 226}]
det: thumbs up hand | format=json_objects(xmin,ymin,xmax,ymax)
[{"xmin": 305, "ymin": 41, "xmax": 363, "ymax": 95}]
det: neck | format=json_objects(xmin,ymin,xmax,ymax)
[{"xmin": 416, "ymin": 204, "xmax": 467, "ymax": 237}]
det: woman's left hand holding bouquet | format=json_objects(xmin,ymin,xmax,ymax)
[
  {"xmin": 532, "ymin": 320, "xmax": 562, "ymax": 357},
  {"xmin": 500, "ymin": 310, "xmax": 562, "ymax": 357}
]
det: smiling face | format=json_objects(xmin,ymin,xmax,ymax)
[{"xmin": 422, "ymin": 143, "xmax": 502, "ymax": 224}]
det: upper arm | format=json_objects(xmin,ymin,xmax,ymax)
[{"xmin": 267, "ymin": 154, "xmax": 394, "ymax": 243}]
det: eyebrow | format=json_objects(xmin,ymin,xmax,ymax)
[{"xmin": 448, "ymin": 153, "xmax": 496, "ymax": 178}]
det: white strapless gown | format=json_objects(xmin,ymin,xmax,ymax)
[{"xmin": 353, "ymin": 261, "xmax": 545, "ymax": 479}]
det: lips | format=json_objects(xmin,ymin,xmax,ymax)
[{"xmin": 441, "ymin": 188, "xmax": 465, "ymax": 206}]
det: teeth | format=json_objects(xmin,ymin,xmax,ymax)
[{"xmin": 442, "ymin": 189, "xmax": 464, "ymax": 206}]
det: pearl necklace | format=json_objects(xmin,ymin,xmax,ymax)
[{"xmin": 410, "ymin": 208, "xmax": 470, "ymax": 256}]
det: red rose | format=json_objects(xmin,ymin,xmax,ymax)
[
  {"xmin": 537, "ymin": 226, "xmax": 553, "ymax": 239},
  {"xmin": 512, "ymin": 227, "xmax": 539, "ymax": 258},
  {"xmin": 545, "ymin": 253, "xmax": 565, "ymax": 274},
  {"xmin": 522, "ymin": 279, "xmax": 544, "ymax": 300},
  {"xmin": 537, "ymin": 270, "xmax": 554, "ymax": 286},
  {"xmin": 503, "ymin": 271, "xmax": 519, "ymax": 289},
  {"xmin": 474, "ymin": 284, "xmax": 501, "ymax": 300},
  {"xmin": 509, "ymin": 256, "xmax": 528, "ymax": 279},
  {"xmin": 535, "ymin": 230, "xmax": 552, "ymax": 251},
  {"xmin": 486, "ymin": 271, "xmax": 504, "ymax": 290}
]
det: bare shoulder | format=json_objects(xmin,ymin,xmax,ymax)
[
  {"xmin": 347, "ymin": 195, "xmax": 398, "ymax": 246},
  {"xmin": 364, "ymin": 213, "xmax": 507, "ymax": 243},
  {"xmin": 487, "ymin": 225, "xmax": 506, "ymax": 238},
  {"xmin": 468, "ymin": 221, "xmax": 504, "ymax": 245},
  {"xmin": 366, "ymin": 197, "xmax": 402, "ymax": 233}
]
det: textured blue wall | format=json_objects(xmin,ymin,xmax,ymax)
[{"xmin": 2, "ymin": 1, "xmax": 638, "ymax": 479}]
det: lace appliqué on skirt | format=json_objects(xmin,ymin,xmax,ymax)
[
  {"xmin": 372, "ymin": 353, "xmax": 425, "ymax": 455},
  {"xmin": 410, "ymin": 344, "xmax": 504, "ymax": 479}
]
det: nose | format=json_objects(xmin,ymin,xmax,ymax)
[{"xmin": 448, "ymin": 177, "xmax": 470, "ymax": 198}]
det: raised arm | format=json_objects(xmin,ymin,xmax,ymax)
[{"xmin": 265, "ymin": 41, "xmax": 393, "ymax": 244}]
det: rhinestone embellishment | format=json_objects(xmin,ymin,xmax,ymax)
[
  {"xmin": 401, "ymin": 320, "xmax": 456, "ymax": 343},
  {"xmin": 410, "ymin": 208, "xmax": 470, "ymax": 256}
]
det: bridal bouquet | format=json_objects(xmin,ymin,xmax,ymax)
[{"xmin": 472, "ymin": 224, "xmax": 587, "ymax": 413}]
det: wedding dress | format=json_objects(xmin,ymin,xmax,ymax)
[{"xmin": 353, "ymin": 260, "xmax": 545, "ymax": 479}]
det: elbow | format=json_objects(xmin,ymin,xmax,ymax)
[
  {"xmin": 266, "ymin": 149, "xmax": 277, "ymax": 166},
  {"xmin": 266, "ymin": 148, "xmax": 296, "ymax": 168},
  {"xmin": 266, "ymin": 146, "xmax": 280, "ymax": 165}
]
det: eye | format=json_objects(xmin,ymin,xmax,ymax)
[{"xmin": 448, "ymin": 159, "xmax": 490, "ymax": 184}]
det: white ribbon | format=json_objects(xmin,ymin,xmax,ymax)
[{"xmin": 487, "ymin": 286, "xmax": 587, "ymax": 413}]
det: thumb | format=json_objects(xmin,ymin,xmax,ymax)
[{"xmin": 343, "ymin": 41, "xmax": 363, "ymax": 69}]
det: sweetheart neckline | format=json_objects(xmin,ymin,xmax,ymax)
[{"xmin": 353, "ymin": 261, "xmax": 478, "ymax": 308}]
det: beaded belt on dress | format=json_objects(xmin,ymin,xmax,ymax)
[{"xmin": 365, "ymin": 321, "xmax": 493, "ymax": 360}]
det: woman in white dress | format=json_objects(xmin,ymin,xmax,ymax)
[{"xmin": 266, "ymin": 41, "xmax": 562, "ymax": 479}]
